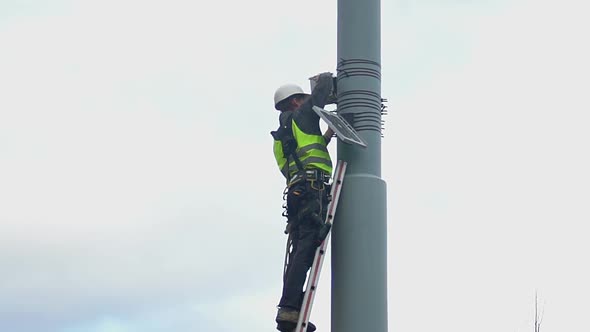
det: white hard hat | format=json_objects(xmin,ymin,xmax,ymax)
[{"xmin": 273, "ymin": 84, "xmax": 308, "ymax": 110}]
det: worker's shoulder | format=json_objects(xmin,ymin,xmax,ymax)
[
  {"xmin": 294, "ymin": 104, "xmax": 317, "ymax": 121},
  {"xmin": 279, "ymin": 111, "xmax": 294, "ymax": 126},
  {"xmin": 293, "ymin": 106, "xmax": 320, "ymax": 135}
]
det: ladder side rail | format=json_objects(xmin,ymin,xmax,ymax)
[{"xmin": 295, "ymin": 161, "xmax": 347, "ymax": 332}]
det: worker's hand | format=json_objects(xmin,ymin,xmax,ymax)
[{"xmin": 323, "ymin": 128, "xmax": 335, "ymax": 144}]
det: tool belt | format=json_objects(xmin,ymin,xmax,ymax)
[
  {"xmin": 283, "ymin": 170, "xmax": 330, "ymax": 235},
  {"xmin": 288, "ymin": 169, "xmax": 331, "ymax": 187}
]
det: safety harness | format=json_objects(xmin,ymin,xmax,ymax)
[{"xmin": 271, "ymin": 112, "xmax": 304, "ymax": 183}]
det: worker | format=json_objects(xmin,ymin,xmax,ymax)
[{"xmin": 271, "ymin": 72, "xmax": 335, "ymax": 331}]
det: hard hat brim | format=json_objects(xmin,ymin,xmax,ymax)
[{"xmin": 274, "ymin": 93, "xmax": 310, "ymax": 110}]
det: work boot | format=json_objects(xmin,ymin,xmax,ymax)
[
  {"xmin": 276, "ymin": 307, "xmax": 299, "ymax": 324},
  {"xmin": 276, "ymin": 308, "xmax": 318, "ymax": 332}
]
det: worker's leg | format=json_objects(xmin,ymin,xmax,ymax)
[
  {"xmin": 278, "ymin": 185, "xmax": 322, "ymax": 311},
  {"xmin": 281, "ymin": 182, "xmax": 305, "ymax": 282}
]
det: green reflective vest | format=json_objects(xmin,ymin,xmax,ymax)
[{"xmin": 273, "ymin": 119, "xmax": 332, "ymax": 180}]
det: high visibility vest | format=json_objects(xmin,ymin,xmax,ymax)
[{"xmin": 273, "ymin": 119, "xmax": 332, "ymax": 180}]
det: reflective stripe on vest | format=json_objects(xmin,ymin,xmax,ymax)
[
  {"xmin": 291, "ymin": 121, "xmax": 332, "ymax": 176},
  {"xmin": 273, "ymin": 141, "xmax": 299, "ymax": 178},
  {"xmin": 272, "ymin": 120, "xmax": 333, "ymax": 180},
  {"xmin": 273, "ymin": 140, "xmax": 288, "ymax": 178}
]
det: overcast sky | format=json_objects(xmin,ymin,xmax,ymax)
[{"xmin": 1, "ymin": 0, "xmax": 589, "ymax": 331}]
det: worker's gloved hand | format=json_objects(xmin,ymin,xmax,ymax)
[
  {"xmin": 327, "ymin": 75, "xmax": 337, "ymax": 104},
  {"xmin": 310, "ymin": 72, "xmax": 333, "ymax": 81}
]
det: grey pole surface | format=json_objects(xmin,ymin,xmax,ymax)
[{"xmin": 332, "ymin": 0, "xmax": 388, "ymax": 330}]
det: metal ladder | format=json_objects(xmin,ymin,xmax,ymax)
[{"xmin": 295, "ymin": 160, "xmax": 347, "ymax": 332}]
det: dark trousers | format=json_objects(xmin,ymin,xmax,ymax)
[{"xmin": 279, "ymin": 180, "xmax": 329, "ymax": 310}]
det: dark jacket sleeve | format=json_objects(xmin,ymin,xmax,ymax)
[{"xmin": 292, "ymin": 73, "xmax": 333, "ymax": 135}]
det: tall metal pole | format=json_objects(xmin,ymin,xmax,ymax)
[{"xmin": 332, "ymin": 0, "xmax": 388, "ymax": 330}]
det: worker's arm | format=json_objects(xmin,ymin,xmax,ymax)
[
  {"xmin": 299, "ymin": 72, "xmax": 334, "ymax": 118},
  {"xmin": 310, "ymin": 72, "xmax": 334, "ymax": 109},
  {"xmin": 293, "ymin": 72, "xmax": 334, "ymax": 136}
]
